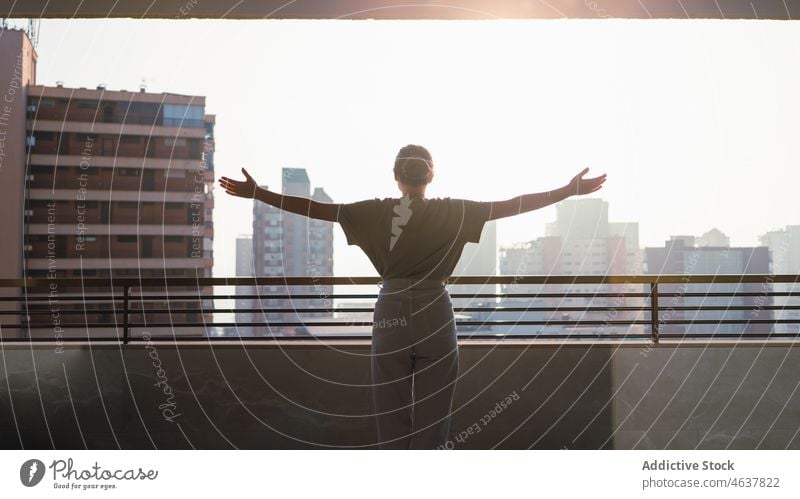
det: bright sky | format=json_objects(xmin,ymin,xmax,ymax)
[{"xmin": 30, "ymin": 18, "xmax": 800, "ymax": 278}]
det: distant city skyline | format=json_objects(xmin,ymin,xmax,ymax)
[{"xmin": 22, "ymin": 18, "xmax": 800, "ymax": 278}]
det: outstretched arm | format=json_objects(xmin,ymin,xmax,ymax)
[
  {"xmin": 487, "ymin": 167, "xmax": 607, "ymax": 221},
  {"xmin": 219, "ymin": 168, "xmax": 339, "ymax": 222}
]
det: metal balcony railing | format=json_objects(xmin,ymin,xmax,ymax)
[{"xmin": 0, "ymin": 275, "xmax": 798, "ymax": 343}]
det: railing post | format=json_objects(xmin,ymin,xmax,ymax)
[
  {"xmin": 123, "ymin": 285, "xmax": 130, "ymax": 345},
  {"xmin": 650, "ymin": 282, "xmax": 659, "ymax": 344}
]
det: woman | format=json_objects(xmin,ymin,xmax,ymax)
[{"xmin": 219, "ymin": 144, "xmax": 606, "ymax": 449}]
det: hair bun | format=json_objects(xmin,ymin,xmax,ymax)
[
  {"xmin": 394, "ymin": 145, "xmax": 434, "ymax": 187},
  {"xmin": 400, "ymin": 160, "xmax": 430, "ymax": 178}
]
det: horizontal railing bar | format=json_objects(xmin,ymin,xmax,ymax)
[
  {"xmin": 67, "ymin": 305, "xmax": 800, "ymax": 314},
  {"xmin": 661, "ymin": 306, "xmax": 800, "ymax": 311},
  {"xmin": 658, "ymin": 319, "xmax": 800, "ymax": 324},
  {"xmin": 0, "ymin": 311, "xmax": 122, "ymax": 316},
  {"xmin": 8, "ymin": 303, "xmax": 800, "ymax": 313},
  {"xmin": 6, "ymin": 291, "xmax": 800, "ymax": 302},
  {"xmin": 12, "ymin": 319, "xmax": 800, "ymax": 328},
  {"xmin": 8, "ymin": 304, "xmax": 799, "ymax": 316},
  {"xmin": 455, "ymin": 334, "xmax": 646, "ymax": 339},
  {"xmin": 3, "ymin": 332, "xmax": 798, "ymax": 343},
  {"xmin": 135, "ymin": 294, "xmax": 375, "ymax": 300},
  {"xmin": 0, "ymin": 307, "xmax": 649, "ymax": 315},
  {"xmin": 2, "ymin": 274, "xmax": 799, "ymax": 288},
  {"xmin": 5, "ymin": 320, "xmax": 655, "ymax": 329},
  {"xmin": 0, "ymin": 337, "xmax": 125, "ymax": 342},
  {"xmin": 658, "ymin": 292, "xmax": 800, "ymax": 297},
  {"xmin": 14, "ymin": 291, "xmax": 799, "ymax": 301},
  {"xmin": 17, "ymin": 304, "xmax": 800, "ymax": 313},
  {"xmin": 130, "ymin": 292, "xmax": 652, "ymax": 300},
  {"xmin": 121, "ymin": 306, "xmax": 651, "ymax": 314},
  {"xmin": 659, "ymin": 333, "xmax": 800, "ymax": 338},
  {"xmin": 0, "ymin": 296, "xmax": 124, "ymax": 302},
  {"xmin": 0, "ymin": 334, "xmax": 652, "ymax": 342},
  {"xmin": 100, "ymin": 320, "xmax": 654, "ymax": 327},
  {"xmin": 1, "ymin": 324, "xmax": 120, "ymax": 329}
]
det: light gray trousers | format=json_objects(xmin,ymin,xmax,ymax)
[{"xmin": 370, "ymin": 278, "xmax": 459, "ymax": 449}]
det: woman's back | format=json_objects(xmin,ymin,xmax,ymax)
[{"xmin": 337, "ymin": 195, "xmax": 492, "ymax": 280}]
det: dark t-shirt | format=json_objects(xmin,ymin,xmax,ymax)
[{"xmin": 336, "ymin": 196, "xmax": 493, "ymax": 280}]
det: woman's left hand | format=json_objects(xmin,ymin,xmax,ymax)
[
  {"xmin": 567, "ymin": 167, "xmax": 607, "ymax": 196},
  {"xmin": 219, "ymin": 168, "xmax": 259, "ymax": 199}
]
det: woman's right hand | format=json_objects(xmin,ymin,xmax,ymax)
[
  {"xmin": 567, "ymin": 167, "xmax": 607, "ymax": 196},
  {"xmin": 219, "ymin": 168, "xmax": 259, "ymax": 199}
]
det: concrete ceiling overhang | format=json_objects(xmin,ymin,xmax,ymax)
[{"xmin": 0, "ymin": 0, "xmax": 796, "ymax": 20}]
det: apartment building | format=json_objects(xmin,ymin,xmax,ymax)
[{"xmin": 0, "ymin": 29, "xmax": 216, "ymax": 337}]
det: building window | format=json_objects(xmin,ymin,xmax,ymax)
[
  {"xmin": 116, "ymin": 235, "xmax": 137, "ymax": 243},
  {"xmin": 30, "ymin": 165, "xmax": 53, "ymax": 174},
  {"xmin": 34, "ymin": 131, "xmax": 55, "ymax": 141},
  {"xmin": 117, "ymin": 168, "xmax": 140, "ymax": 176},
  {"xmin": 164, "ymin": 235, "xmax": 183, "ymax": 243},
  {"xmin": 166, "ymin": 169, "xmax": 186, "ymax": 178},
  {"xmin": 120, "ymin": 135, "xmax": 141, "ymax": 144},
  {"xmin": 37, "ymin": 98, "xmax": 56, "ymax": 108},
  {"xmin": 165, "ymin": 202, "xmax": 183, "ymax": 210},
  {"xmin": 164, "ymin": 137, "xmax": 187, "ymax": 147},
  {"xmin": 77, "ymin": 100, "xmax": 97, "ymax": 109},
  {"xmin": 118, "ymin": 202, "xmax": 138, "ymax": 209},
  {"xmin": 162, "ymin": 104, "xmax": 204, "ymax": 127},
  {"xmin": 30, "ymin": 200, "xmax": 53, "ymax": 209}
]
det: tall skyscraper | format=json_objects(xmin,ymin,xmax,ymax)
[
  {"xmin": 0, "ymin": 28, "xmax": 216, "ymax": 337},
  {"xmin": 498, "ymin": 198, "xmax": 642, "ymax": 336},
  {"xmin": 251, "ymin": 168, "xmax": 333, "ymax": 336},
  {"xmin": 645, "ymin": 232, "xmax": 772, "ymax": 336}
]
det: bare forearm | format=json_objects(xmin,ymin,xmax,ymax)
[
  {"xmin": 489, "ymin": 184, "xmax": 572, "ymax": 221},
  {"xmin": 515, "ymin": 184, "xmax": 572, "ymax": 213},
  {"xmin": 254, "ymin": 187, "xmax": 337, "ymax": 221}
]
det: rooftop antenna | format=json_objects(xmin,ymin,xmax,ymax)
[
  {"xmin": 26, "ymin": 19, "xmax": 40, "ymax": 48},
  {"xmin": 139, "ymin": 78, "xmax": 147, "ymax": 93}
]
